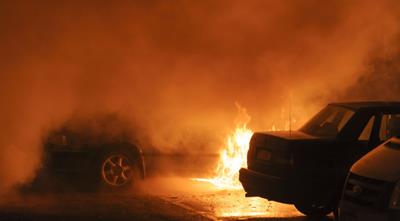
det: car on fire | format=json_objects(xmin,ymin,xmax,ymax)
[
  {"xmin": 39, "ymin": 114, "xmax": 145, "ymax": 190},
  {"xmin": 339, "ymin": 136, "xmax": 400, "ymax": 221},
  {"xmin": 239, "ymin": 102, "xmax": 400, "ymax": 217}
]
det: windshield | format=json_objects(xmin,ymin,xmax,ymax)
[{"xmin": 300, "ymin": 105, "xmax": 355, "ymax": 138}]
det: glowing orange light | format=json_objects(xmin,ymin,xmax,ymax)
[
  {"xmin": 193, "ymin": 103, "xmax": 302, "ymax": 189},
  {"xmin": 193, "ymin": 104, "xmax": 253, "ymax": 189}
]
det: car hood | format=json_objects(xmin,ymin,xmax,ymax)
[{"xmin": 351, "ymin": 138, "xmax": 400, "ymax": 182}]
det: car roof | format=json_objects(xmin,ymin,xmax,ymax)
[{"xmin": 330, "ymin": 101, "xmax": 400, "ymax": 112}]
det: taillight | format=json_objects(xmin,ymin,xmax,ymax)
[{"xmin": 256, "ymin": 149, "xmax": 272, "ymax": 161}]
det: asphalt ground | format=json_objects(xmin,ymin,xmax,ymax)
[
  {"xmin": 0, "ymin": 177, "xmax": 335, "ymax": 221},
  {"xmin": 144, "ymin": 177, "xmax": 335, "ymax": 221}
]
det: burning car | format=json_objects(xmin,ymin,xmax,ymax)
[
  {"xmin": 39, "ymin": 114, "xmax": 145, "ymax": 190},
  {"xmin": 339, "ymin": 136, "xmax": 400, "ymax": 221},
  {"xmin": 239, "ymin": 102, "xmax": 400, "ymax": 217}
]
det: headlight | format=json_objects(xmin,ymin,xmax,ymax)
[{"xmin": 389, "ymin": 180, "xmax": 400, "ymax": 209}]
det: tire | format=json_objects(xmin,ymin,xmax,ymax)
[
  {"xmin": 98, "ymin": 149, "xmax": 141, "ymax": 190},
  {"xmin": 294, "ymin": 202, "xmax": 333, "ymax": 217}
]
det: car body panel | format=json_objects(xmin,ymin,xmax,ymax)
[
  {"xmin": 40, "ymin": 114, "xmax": 146, "ymax": 180},
  {"xmin": 351, "ymin": 137, "xmax": 400, "ymax": 182}
]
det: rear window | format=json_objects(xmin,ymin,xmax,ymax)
[{"xmin": 300, "ymin": 105, "xmax": 355, "ymax": 138}]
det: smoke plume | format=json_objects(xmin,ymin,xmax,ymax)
[{"xmin": 0, "ymin": 0, "xmax": 400, "ymax": 192}]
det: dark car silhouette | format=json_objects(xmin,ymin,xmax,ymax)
[
  {"xmin": 239, "ymin": 102, "xmax": 400, "ymax": 217},
  {"xmin": 40, "ymin": 114, "xmax": 145, "ymax": 190}
]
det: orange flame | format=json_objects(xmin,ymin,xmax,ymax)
[
  {"xmin": 194, "ymin": 104, "xmax": 253, "ymax": 189},
  {"xmin": 193, "ymin": 104, "xmax": 301, "ymax": 189}
]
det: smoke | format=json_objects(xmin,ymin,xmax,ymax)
[
  {"xmin": 341, "ymin": 49, "xmax": 400, "ymax": 100},
  {"xmin": 0, "ymin": 0, "xmax": 400, "ymax": 192}
]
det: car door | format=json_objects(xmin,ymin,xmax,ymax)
[
  {"xmin": 359, "ymin": 114, "xmax": 381, "ymax": 155},
  {"xmin": 356, "ymin": 111, "xmax": 400, "ymax": 159},
  {"xmin": 343, "ymin": 112, "xmax": 379, "ymax": 165}
]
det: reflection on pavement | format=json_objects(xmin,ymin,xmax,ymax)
[{"xmin": 141, "ymin": 177, "xmax": 334, "ymax": 220}]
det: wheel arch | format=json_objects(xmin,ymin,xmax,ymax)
[{"xmin": 97, "ymin": 142, "xmax": 146, "ymax": 179}]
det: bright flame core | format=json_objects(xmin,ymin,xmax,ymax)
[
  {"xmin": 194, "ymin": 104, "xmax": 253, "ymax": 189},
  {"xmin": 213, "ymin": 124, "xmax": 253, "ymax": 188}
]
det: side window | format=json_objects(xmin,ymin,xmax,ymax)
[
  {"xmin": 338, "ymin": 111, "xmax": 355, "ymax": 131},
  {"xmin": 359, "ymin": 116, "xmax": 375, "ymax": 141},
  {"xmin": 379, "ymin": 114, "xmax": 400, "ymax": 140}
]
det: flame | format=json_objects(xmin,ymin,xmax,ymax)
[
  {"xmin": 193, "ymin": 104, "xmax": 301, "ymax": 189},
  {"xmin": 194, "ymin": 104, "xmax": 253, "ymax": 189}
]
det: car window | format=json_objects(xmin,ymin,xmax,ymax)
[
  {"xmin": 358, "ymin": 116, "xmax": 375, "ymax": 141},
  {"xmin": 300, "ymin": 106, "xmax": 355, "ymax": 138},
  {"xmin": 338, "ymin": 110, "xmax": 355, "ymax": 131},
  {"xmin": 379, "ymin": 114, "xmax": 400, "ymax": 140}
]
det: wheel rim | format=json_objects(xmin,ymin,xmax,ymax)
[{"xmin": 101, "ymin": 154, "xmax": 133, "ymax": 187}]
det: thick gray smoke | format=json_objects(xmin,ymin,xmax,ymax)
[{"xmin": 0, "ymin": 0, "xmax": 400, "ymax": 192}]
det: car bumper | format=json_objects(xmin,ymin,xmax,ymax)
[
  {"xmin": 239, "ymin": 168, "xmax": 294, "ymax": 204},
  {"xmin": 339, "ymin": 200, "xmax": 400, "ymax": 221}
]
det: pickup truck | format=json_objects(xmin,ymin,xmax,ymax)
[{"xmin": 239, "ymin": 102, "xmax": 400, "ymax": 217}]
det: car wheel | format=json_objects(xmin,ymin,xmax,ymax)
[
  {"xmin": 99, "ymin": 151, "xmax": 139, "ymax": 189},
  {"xmin": 294, "ymin": 202, "xmax": 333, "ymax": 217}
]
